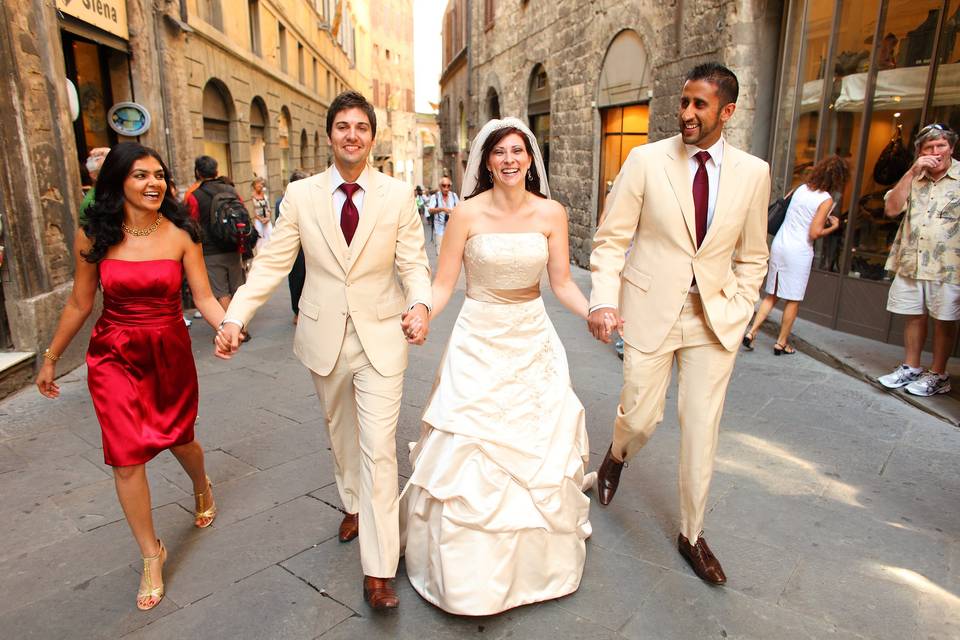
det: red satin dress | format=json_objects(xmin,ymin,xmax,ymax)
[{"xmin": 87, "ymin": 259, "xmax": 198, "ymax": 466}]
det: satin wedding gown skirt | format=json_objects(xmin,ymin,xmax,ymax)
[{"xmin": 401, "ymin": 232, "xmax": 591, "ymax": 616}]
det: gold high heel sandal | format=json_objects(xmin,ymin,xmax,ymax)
[
  {"xmin": 137, "ymin": 539, "xmax": 166, "ymax": 611},
  {"xmin": 194, "ymin": 475, "xmax": 217, "ymax": 528}
]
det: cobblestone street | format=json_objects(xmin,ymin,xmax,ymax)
[{"xmin": 0, "ymin": 238, "xmax": 957, "ymax": 639}]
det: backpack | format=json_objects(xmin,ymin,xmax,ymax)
[{"xmin": 201, "ymin": 182, "xmax": 255, "ymax": 251}]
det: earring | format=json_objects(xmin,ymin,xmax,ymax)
[
  {"xmin": 526, "ymin": 170, "xmax": 533, "ymax": 182},
  {"xmin": 488, "ymin": 169, "xmax": 493, "ymax": 181}
]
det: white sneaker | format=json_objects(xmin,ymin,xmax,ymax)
[
  {"xmin": 877, "ymin": 365, "xmax": 923, "ymax": 389},
  {"xmin": 905, "ymin": 372, "xmax": 951, "ymax": 397},
  {"xmin": 193, "ymin": 310, "xmax": 203, "ymax": 319}
]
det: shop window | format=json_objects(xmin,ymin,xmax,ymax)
[
  {"xmin": 598, "ymin": 105, "xmax": 649, "ymax": 223},
  {"xmin": 847, "ymin": 0, "xmax": 946, "ymax": 281},
  {"xmin": 61, "ymin": 34, "xmax": 118, "ymax": 160},
  {"xmin": 925, "ymin": 0, "xmax": 960, "ymax": 155}
]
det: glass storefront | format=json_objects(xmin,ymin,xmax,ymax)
[{"xmin": 771, "ymin": 0, "xmax": 960, "ymax": 343}]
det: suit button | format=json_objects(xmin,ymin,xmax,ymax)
[{"xmin": 681, "ymin": 288, "xmax": 688, "ymax": 295}]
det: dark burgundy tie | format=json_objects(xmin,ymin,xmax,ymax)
[
  {"xmin": 692, "ymin": 150, "xmax": 711, "ymax": 248},
  {"xmin": 339, "ymin": 182, "xmax": 361, "ymax": 245}
]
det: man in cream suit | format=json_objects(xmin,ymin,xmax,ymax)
[
  {"xmin": 217, "ymin": 91, "xmax": 431, "ymax": 609},
  {"xmin": 588, "ymin": 63, "xmax": 769, "ymax": 584}
]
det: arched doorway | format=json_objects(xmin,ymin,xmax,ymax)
[
  {"xmin": 278, "ymin": 107, "xmax": 291, "ymax": 184},
  {"xmin": 597, "ymin": 30, "xmax": 651, "ymax": 222},
  {"xmin": 486, "ymin": 87, "xmax": 501, "ymax": 120},
  {"xmin": 528, "ymin": 64, "xmax": 551, "ymax": 176},
  {"xmin": 202, "ymin": 80, "xmax": 234, "ymax": 176},
  {"xmin": 249, "ymin": 96, "xmax": 268, "ymax": 183}
]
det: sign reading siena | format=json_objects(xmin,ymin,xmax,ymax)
[{"xmin": 57, "ymin": 0, "xmax": 129, "ymax": 40}]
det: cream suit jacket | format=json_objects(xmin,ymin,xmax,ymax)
[
  {"xmin": 226, "ymin": 167, "xmax": 432, "ymax": 377},
  {"xmin": 590, "ymin": 135, "xmax": 770, "ymax": 352}
]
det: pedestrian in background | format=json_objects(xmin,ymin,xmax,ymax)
[
  {"xmin": 251, "ymin": 176, "xmax": 273, "ymax": 254},
  {"xmin": 878, "ymin": 123, "xmax": 960, "ymax": 396},
  {"xmin": 35, "ymin": 142, "xmax": 223, "ymax": 612},
  {"xmin": 743, "ymin": 155, "xmax": 849, "ymax": 355},
  {"xmin": 78, "ymin": 147, "xmax": 111, "ymax": 225},
  {"xmin": 276, "ymin": 169, "xmax": 309, "ymax": 323},
  {"xmin": 428, "ymin": 177, "xmax": 459, "ymax": 254},
  {"xmin": 184, "ymin": 156, "xmax": 251, "ymax": 341}
]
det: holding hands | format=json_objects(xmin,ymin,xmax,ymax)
[
  {"xmin": 214, "ymin": 323, "xmax": 241, "ymax": 359},
  {"xmin": 402, "ymin": 303, "xmax": 430, "ymax": 345},
  {"xmin": 587, "ymin": 307, "xmax": 624, "ymax": 344}
]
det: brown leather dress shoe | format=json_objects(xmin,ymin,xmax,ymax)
[
  {"xmin": 678, "ymin": 533, "xmax": 727, "ymax": 585},
  {"xmin": 338, "ymin": 513, "xmax": 359, "ymax": 543},
  {"xmin": 363, "ymin": 576, "xmax": 399, "ymax": 609},
  {"xmin": 596, "ymin": 445, "xmax": 625, "ymax": 506}
]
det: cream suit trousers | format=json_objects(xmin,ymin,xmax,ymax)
[
  {"xmin": 311, "ymin": 318, "xmax": 403, "ymax": 578},
  {"xmin": 614, "ymin": 294, "xmax": 738, "ymax": 541}
]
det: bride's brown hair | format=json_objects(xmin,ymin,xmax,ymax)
[{"xmin": 465, "ymin": 126, "xmax": 547, "ymax": 199}]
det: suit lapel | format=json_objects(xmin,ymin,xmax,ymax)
[
  {"xmin": 345, "ymin": 169, "xmax": 385, "ymax": 273},
  {"xmin": 663, "ymin": 136, "xmax": 697, "ymax": 248},
  {"xmin": 700, "ymin": 143, "xmax": 742, "ymax": 250},
  {"xmin": 313, "ymin": 170, "xmax": 349, "ymax": 274}
]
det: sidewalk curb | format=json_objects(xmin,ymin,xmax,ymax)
[{"xmin": 757, "ymin": 321, "xmax": 959, "ymax": 428}]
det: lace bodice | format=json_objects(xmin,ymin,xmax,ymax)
[{"xmin": 463, "ymin": 233, "xmax": 548, "ymax": 303}]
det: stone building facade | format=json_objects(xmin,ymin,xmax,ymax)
[
  {"xmin": 369, "ymin": 0, "xmax": 422, "ymax": 186},
  {"xmin": 439, "ymin": 0, "xmax": 471, "ymax": 192},
  {"xmin": 447, "ymin": 0, "xmax": 959, "ymax": 347},
  {"xmin": 185, "ymin": 0, "xmax": 369, "ymax": 201},
  {"xmin": 0, "ymin": 0, "xmax": 370, "ymax": 397},
  {"xmin": 442, "ymin": 0, "xmax": 783, "ymax": 266}
]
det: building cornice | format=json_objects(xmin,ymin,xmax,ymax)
[{"xmin": 439, "ymin": 47, "xmax": 467, "ymax": 87}]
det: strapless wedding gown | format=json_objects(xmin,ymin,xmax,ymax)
[{"xmin": 401, "ymin": 232, "xmax": 591, "ymax": 616}]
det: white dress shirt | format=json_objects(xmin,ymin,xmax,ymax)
[{"xmin": 330, "ymin": 163, "xmax": 370, "ymax": 223}]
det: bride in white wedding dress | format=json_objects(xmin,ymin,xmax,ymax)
[{"xmin": 400, "ymin": 117, "xmax": 596, "ymax": 616}]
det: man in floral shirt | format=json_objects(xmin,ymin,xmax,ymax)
[{"xmin": 879, "ymin": 123, "xmax": 960, "ymax": 397}]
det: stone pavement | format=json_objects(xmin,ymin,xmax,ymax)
[{"xmin": 0, "ymin": 235, "xmax": 958, "ymax": 639}]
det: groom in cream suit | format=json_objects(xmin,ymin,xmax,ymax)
[
  {"xmin": 588, "ymin": 63, "xmax": 769, "ymax": 584},
  {"xmin": 217, "ymin": 92, "xmax": 431, "ymax": 609}
]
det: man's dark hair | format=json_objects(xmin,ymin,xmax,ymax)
[
  {"xmin": 289, "ymin": 169, "xmax": 309, "ymax": 182},
  {"xmin": 326, "ymin": 91, "xmax": 377, "ymax": 138},
  {"xmin": 685, "ymin": 63, "xmax": 739, "ymax": 106},
  {"xmin": 194, "ymin": 155, "xmax": 219, "ymax": 179}
]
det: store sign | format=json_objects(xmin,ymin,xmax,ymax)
[
  {"xmin": 56, "ymin": 0, "xmax": 129, "ymax": 40},
  {"xmin": 108, "ymin": 102, "xmax": 151, "ymax": 136}
]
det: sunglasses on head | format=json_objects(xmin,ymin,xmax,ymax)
[{"xmin": 919, "ymin": 123, "xmax": 954, "ymax": 136}]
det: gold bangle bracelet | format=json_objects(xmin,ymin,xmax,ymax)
[{"xmin": 43, "ymin": 348, "xmax": 60, "ymax": 362}]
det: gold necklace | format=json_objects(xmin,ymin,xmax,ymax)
[{"xmin": 122, "ymin": 214, "xmax": 163, "ymax": 237}]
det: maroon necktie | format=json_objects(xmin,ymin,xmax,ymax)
[
  {"xmin": 339, "ymin": 182, "xmax": 361, "ymax": 245},
  {"xmin": 692, "ymin": 150, "xmax": 711, "ymax": 248}
]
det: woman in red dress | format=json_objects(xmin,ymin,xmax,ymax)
[{"xmin": 36, "ymin": 143, "xmax": 227, "ymax": 611}]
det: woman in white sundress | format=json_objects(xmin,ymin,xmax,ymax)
[{"xmin": 743, "ymin": 155, "xmax": 849, "ymax": 355}]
